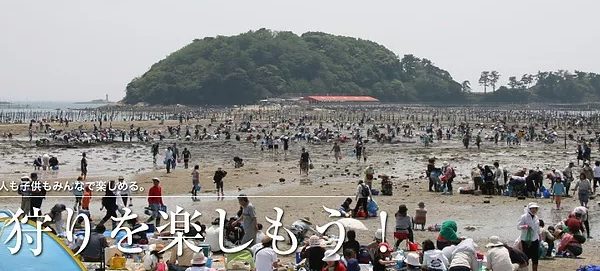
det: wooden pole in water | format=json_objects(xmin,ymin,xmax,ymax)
[{"xmin": 564, "ymin": 119, "xmax": 567, "ymax": 149}]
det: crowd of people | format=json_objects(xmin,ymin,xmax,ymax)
[
  {"xmin": 309, "ymin": 201, "xmax": 590, "ymax": 271},
  {"xmin": 9, "ymin": 105, "xmax": 600, "ymax": 271},
  {"xmin": 424, "ymin": 156, "xmax": 597, "ymax": 207}
]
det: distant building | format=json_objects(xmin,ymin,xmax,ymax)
[{"xmin": 303, "ymin": 95, "xmax": 379, "ymax": 104}]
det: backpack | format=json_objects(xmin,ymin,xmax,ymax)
[
  {"xmin": 155, "ymin": 261, "xmax": 167, "ymax": 271},
  {"xmin": 360, "ymin": 184, "xmax": 370, "ymax": 197},
  {"xmin": 449, "ymin": 167, "xmax": 456, "ymax": 179}
]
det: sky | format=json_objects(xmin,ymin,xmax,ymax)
[{"xmin": 1, "ymin": 0, "xmax": 599, "ymax": 102}]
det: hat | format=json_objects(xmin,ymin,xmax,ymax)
[
  {"xmin": 262, "ymin": 236, "xmax": 273, "ymax": 245},
  {"xmin": 398, "ymin": 205, "xmax": 408, "ymax": 212},
  {"xmin": 308, "ymin": 235, "xmax": 323, "ymax": 247},
  {"xmin": 527, "ymin": 202, "xmax": 540, "ymax": 209},
  {"xmin": 485, "ymin": 236, "xmax": 504, "ymax": 247},
  {"xmin": 378, "ymin": 242, "xmax": 393, "ymax": 254},
  {"xmin": 418, "ymin": 202, "xmax": 425, "ymax": 208},
  {"xmin": 300, "ymin": 217, "xmax": 312, "ymax": 224},
  {"xmin": 404, "ymin": 252, "xmax": 420, "ymax": 266},
  {"xmin": 152, "ymin": 177, "xmax": 160, "ymax": 182},
  {"xmin": 191, "ymin": 252, "xmax": 207, "ymax": 265},
  {"xmin": 21, "ymin": 176, "xmax": 30, "ymax": 181},
  {"xmin": 442, "ymin": 161, "xmax": 449, "ymax": 167},
  {"xmin": 118, "ymin": 176, "xmax": 124, "ymax": 180},
  {"xmin": 374, "ymin": 229, "xmax": 383, "ymax": 240},
  {"xmin": 150, "ymin": 243, "xmax": 165, "ymax": 252},
  {"xmin": 322, "ymin": 250, "xmax": 340, "ymax": 262}
]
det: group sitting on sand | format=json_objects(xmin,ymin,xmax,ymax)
[{"xmin": 427, "ymin": 157, "xmax": 597, "ymax": 206}]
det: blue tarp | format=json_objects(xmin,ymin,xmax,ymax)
[
  {"xmin": 578, "ymin": 266, "xmax": 600, "ymax": 271},
  {"xmin": 0, "ymin": 218, "xmax": 85, "ymax": 271}
]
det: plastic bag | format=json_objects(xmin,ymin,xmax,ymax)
[
  {"xmin": 367, "ymin": 199, "xmax": 379, "ymax": 217},
  {"xmin": 543, "ymin": 190, "xmax": 550, "ymax": 199}
]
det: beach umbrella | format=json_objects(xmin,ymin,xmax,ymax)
[{"xmin": 336, "ymin": 218, "xmax": 368, "ymax": 231}]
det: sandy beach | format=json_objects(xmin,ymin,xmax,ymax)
[{"xmin": 1, "ymin": 106, "xmax": 599, "ymax": 270}]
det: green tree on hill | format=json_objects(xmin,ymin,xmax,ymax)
[
  {"xmin": 479, "ymin": 71, "xmax": 490, "ymax": 93},
  {"xmin": 123, "ymin": 29, "xmax": 462, "ymax": 105},
  {"xmin": 123, "ymin": 29, "xmax": 600, "ymax": 105},
  {"xmin": 489, "ymin": 71, "xmax": 500, "ymax": 92}
]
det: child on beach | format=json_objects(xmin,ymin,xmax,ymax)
[
  {"xmin": 80, "ymin": 152, "xmax": 88, "ymax": 180},
  {"xmin": 82, "ymin": 185, "xmax": 92, "ymax": 210},
  {"xmin": 72, "ymin": 176, "xmax": 84, "ymax": 211},
  {"xmin": 414, "ymin": 202, "xmax": 427, "ymax": 230},
  {"xmin": 77, "ymin": 184, "xmax": 93, "ymax": 224},
  {"xmin": 191, "ymin": 165, "xmax": 200, "ymax": 200},
  {"xmin": 394, "ymin": 204, "xmax": 413, "ymax": 250},
  {"xmin": 552, "ymin": 178, "xmax": 566, "ymax": 209}
]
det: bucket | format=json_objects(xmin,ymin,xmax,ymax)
[
  {"xmin": 199, "ymin": 244, "xmax": 211, "ymax": 257},
  {"xmin": 408, "ymin": 242, "xmax": 419, "ymax": 251},
  {"xmin": 109, "ymin": 256, "xmax": 126, "ymax": 269},
  {"xmin": 395, "ymin": 259, "xmax": 405, "ymax": 270}
]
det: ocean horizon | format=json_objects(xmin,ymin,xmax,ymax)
[{"xmin": 0, "ymin": 101, "xmax": 106, "ymax": 111}]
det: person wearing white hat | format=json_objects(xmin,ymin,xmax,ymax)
[
  {"xmin": 573, "ymin": 206, "xmax": 591, "ymax": 239},
  {"xmin": 301, "ymin": 235, "xmax": 326, "ymax": 271},
  {"xmin": 517, "ymin": 202, "xmax": 540, "ymax": 271},
  {"xmin": 322, "ymin": 250, "xmax": 345, "ymax": 271},
  {"xmin": 404, "ymin": 252, "xmax": 421, "ymax": 271},
  {"xmin": 485, "ymin": 236, "xmax": 514, "ymax": 271},
  {"xmin": 185, "ymin": 251, "xmax": 209, "ymax": 271},
  {"xmin": 366, "ymin": 229, "xmax": 384, "ymax": 261}
]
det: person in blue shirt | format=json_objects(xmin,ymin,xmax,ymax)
[{"xmin": 552, "ymin": 178, "xmax": 566, "ymax": 210}]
